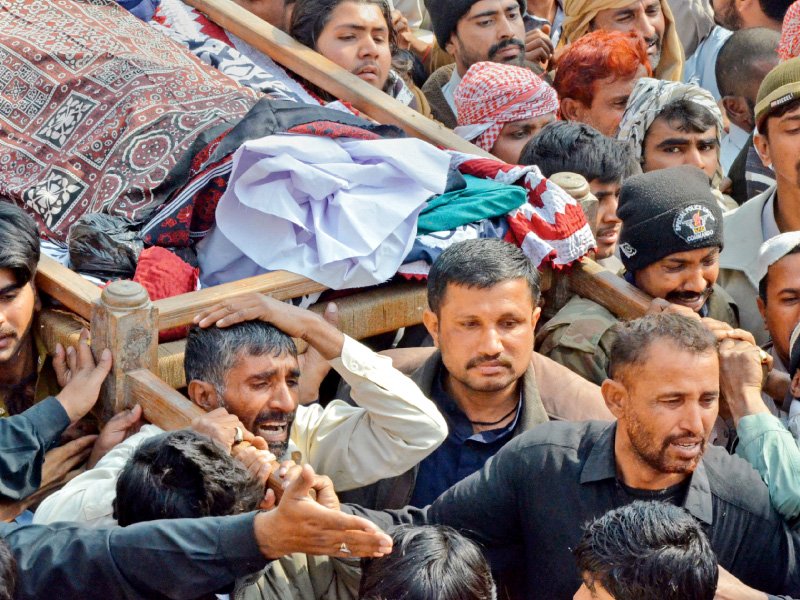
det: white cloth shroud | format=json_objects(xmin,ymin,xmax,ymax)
[{"xmin": 198, "ymin": 134, "xmax": 451, "ymax": 289}]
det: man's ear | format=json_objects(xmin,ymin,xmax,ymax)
[
  {"xmin": 32, "ymin": 283, "xmax": 41, "ymax": 313},
  {"xmin": 444, "ymin": 32, "xmax": 457, "ymax": 57},
  {"xmin": 757, "ymin": 295, "xmax": 767, "ymax": 324},
  {"xmin": 422, "ymin": 308, "xmax": 440, "ymax": 348},
  {"xmin": 531, "ymin": 305, "xmax": 542, "ymax": 330},
  {"xmin": 188, "ymin": 380, "xmax": 221, "ymax": 411},
  {"xmin": 601, "ymin": 378, "xmax": 627, "ymax": 419},
  {"xmin": 559, "ymin": 97, "xmax": 585, "ymax": 123},
  {"xmin": 721, "ymin": 96, "xmax": 754, "ymax": 131},
  {"xmin": 754, "ymin": 130, "xmax": 772, "ymax": 168},
  {"xmin": 791, "ymin": 370, "xmax": 800, "ymax": 399}
]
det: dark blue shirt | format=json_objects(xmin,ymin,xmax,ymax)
[{"xmin": 409, "ymin": 367, "xmax": 520, "ymax": 507}]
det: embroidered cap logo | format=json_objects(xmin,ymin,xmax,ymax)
[{"xmin": 673, "ymin": 204, "xmax": 716, "ymax": 245}]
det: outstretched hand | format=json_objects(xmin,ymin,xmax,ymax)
[{"xmin": 254, "ymin": 464, "xmax": 392, "ymax": 559}]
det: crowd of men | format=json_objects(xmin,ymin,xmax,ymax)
[{"xmin": 7, "ymin": 0, "xmax": 800, "ymax": 597}]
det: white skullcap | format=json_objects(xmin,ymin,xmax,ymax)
[{"xmin": 756, "ymin": 231, "xmax": 800, "ymax": 285}]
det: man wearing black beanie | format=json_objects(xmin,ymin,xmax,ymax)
[
  {"xmin": 538, "ymin": 165, "xmax": 739, "ymax": 391},
  {"xmin": 420, "ymin": 0, "xmax": 546, "ymax": 128}
]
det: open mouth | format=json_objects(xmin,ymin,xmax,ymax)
[
  {"xmin": 0, "ymin": 334, "xmax": 15, "ymax": 350},
  {"xmin": 256, "ymin": 422, "xmax": 289, "ymax": 442},
  {"xmin": 355, "ymin": 65, "xmax": 379, "ymax": 82},
  {"xmin": 670, "ymin": 439, "xmax": 703, "ymax": 459}
]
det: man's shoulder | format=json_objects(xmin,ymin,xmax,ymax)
[
  {"xmin": 702, "ymin": 445, "xmax": 778, "ymax": 522},
  {"xmin": 501, "ymin": 420, "xmax": 610, "ymax": 463},
  {"xmin": 537, "ymin": 296, "xmax": 618, "ymax": 353},
  {"xmin": 422, "ymin": 64, "xmax": 456, "ymax": 90}
]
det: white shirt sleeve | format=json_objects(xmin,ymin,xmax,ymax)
[
  {"xmin": 291, "ymin": 336, "xmax": 447, "ymax": 491},
  {"xmin": 32, "ymin": 425, "xmax": 164, "ymax": 527}
]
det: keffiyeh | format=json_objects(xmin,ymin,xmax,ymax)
[
  {"xmin": 453, "ymin": 62, "xmax": 559, "ymax": 153},
  {"xmin": 616, "ymin": 77, "xmax": 724, "ymax": 186},
  {"xmin": 780, "ymin": 1, "xmax": 800, "ymax": 61}
]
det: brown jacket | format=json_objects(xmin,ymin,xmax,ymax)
[
  {"xmin": 338, "ymin": 349, "xmax": 610, "ymax": 509},
  {"xmin": 421, "ymin": 64, "xmax": 458, "ymax": 129}
]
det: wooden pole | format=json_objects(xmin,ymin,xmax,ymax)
[
  {"xmin": 91, "ymin": 281, "xmax": 159, "ymax": 423},
  {"xmin": 183, "ymin": 0, "xmax": 490, "ymax": 156}
]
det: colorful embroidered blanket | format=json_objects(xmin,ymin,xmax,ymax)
[{"xmin": 0, "ymin": 0, "xmax": 259, "ymax": 241}]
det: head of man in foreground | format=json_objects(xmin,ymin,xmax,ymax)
[
  {"xmin": 185, "ymin": 321, "xmax": 299, "ymax": 457},
  {"xmin": 573, "ymin": 501, "xmax": 717, "ymax": 599},
  {"xmin": 602, "ymin": 314, "xmax": 719, "ymax": 489},
  {"xmin": 424, "ymin": 238, "xmax": 541, "ymax": 403}
]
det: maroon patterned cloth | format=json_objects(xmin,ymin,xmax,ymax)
[{"xmin": 0, "ymin": 0, "xmax": 259, "ymax": 241}]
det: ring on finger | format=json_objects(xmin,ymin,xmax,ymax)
[
  {"xmin": 339, "ymin": 542, "xmax": 351, "ymax": 555},
  {"xmin": 233, "ymin": 426, "xmax": 244, "ymax": 445},
  {"xmin": 758, "ymin": 349, "xmax": 770, "ymax": 365}
]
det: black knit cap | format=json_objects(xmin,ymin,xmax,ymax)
[
  {"xmin": 425, "ymin": 0, "xmax": 527, "ymax": 48},
  {"xmin": 617, "ymin": 166, "xmax": 724, "ymax": 273}
]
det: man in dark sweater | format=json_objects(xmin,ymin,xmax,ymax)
[{"xmin": 344, "ymin": 313, "xmax": 800, "ymax": 599}]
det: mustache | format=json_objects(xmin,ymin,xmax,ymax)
[
  {"xmin": 487, "ymin": 38, "xmax": 525, "ymax": 60},
  {"xmin": 254, "ymin": 410, "xmax": 295, "ymax": 427},
  {"xmin": 466, "ymin": 354, "xmax": 513, "ymax": 370},
  {"xmin": 664, "ymin": 433, "xmax": 706, "ymax": 448},
  {"xmin": 664, "ymin": 286, "xmax": 713, "ymax": 304},
  {"xmin": 353, "ymin": 60, "xmax": 379, "ymax": 73}
]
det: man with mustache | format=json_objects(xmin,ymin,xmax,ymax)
[
  {"xmin": 420, "ymin": 0, "xmax": 532, "ymax": 128},
  {"xmin": 340, "ymin": 238, "xmax": 612, "ymax": 512},
  {"xmin": 538, "ymin": 166, "xmax": 739, "ymax": 389},
  {"xmin": 342, "ymin": 313, "xmax": 800, "ymax": 598},
  {"xmin": 34, "ymin": 293, "xmax": 448, "ymax": 526},
  {"xmin": 558, "ymin": 0, "xmax": 683, "ymax": 81}
]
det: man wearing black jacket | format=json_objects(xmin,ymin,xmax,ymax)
[{"xmin": 343, "ymin": 314, "xmax": 800, "ymax": 598}]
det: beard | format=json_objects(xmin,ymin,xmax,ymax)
[
  {"xmin": 646, "ymin": 36, "xmax": 662, "ymax": 70},
  {"xmin": 625, "ymin": 408, "xmax": 706, "ymax": 474},
  {"xmin": 715, "ymin": 1, "xmax": 743, "ymax": 30}
]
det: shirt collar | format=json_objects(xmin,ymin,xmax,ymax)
[{"xmin": 579, "ymin": 422, "xmax": 714, "ymax": 525}]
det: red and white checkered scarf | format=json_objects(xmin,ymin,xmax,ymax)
[
  {"xmin": 454, "ymin": 62, "xmax": 559, "ymax": 152},
  {"xmin": 780, "ymin": 1, "xmax": 800, "ymax": 61}
]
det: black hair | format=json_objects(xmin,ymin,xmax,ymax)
[
  {"xmin": 0, "ymin": 540, "xmax": 16, "ymax": 600},
  {"xmin": 758, "ymin": 0, "xmax": 793, "ymax": 22},
  {"xmin": 758, "ymin": 244, "xmax": 800, "ymax": 303},
  {"xmin": 0, "ymin": 203, "xmax": 40, "ymax": 287},
  {"xmin": 520, "ymin": 121, "xmax": 636, "ymax": 183},
  {"xmin": 113, "ymin": 430, "xmax": 263, "ymax": 526},
  {"xmin": 651, "ymin": 98, "xmax": 719, "ymax": 136},
  {"xmin": 608, "ymin": 314, "xmax": 717, "ymax": 380},
  {"xmin": 427, "ymin": 239, "xmax": 540, "ymax": 314},
  {"xmin": 716, "ymin": 28, "xmax": 780, "ymax": 100},
  {"xmin": 359, "ymin": 525, "xmax": 496, "ymax": 600},
  {"xmin": 184, "ymin": 320, "xmax": 297, "ymax": 396},
  {"xmin": 574, "ymin": 501, "xmax": 718, "ymax": 600}
]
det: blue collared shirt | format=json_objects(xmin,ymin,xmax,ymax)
[{"xmin": 409, "ymin": 368, "xmax": 520, "ymax": 507}]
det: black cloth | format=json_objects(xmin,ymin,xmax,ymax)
[
  {"xmin": 344, "ymin": 421, "xmax": 800, "ymax": 599},
  {"xmin": 0, "ymin": 396, "xmax": 69, "ymax": 500},
  {"xmin": 617, "ymin": 165, "xmax": 724, "ymax": 273},
  {"xmin": 2, "ymin": 512, "xmax": 266, "ymax": 600},
  {"xmin": 728, "ymin": 133, "xmax": 751, "ymax": 205}
]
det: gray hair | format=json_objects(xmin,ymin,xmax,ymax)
[
  {"xmin": 427, "ymin": 239, "xmax": 540, "ymax": 313},
  {"xmin": 608, "ymin": 314, "xmax": 717, "ymax": 380},
  {"xmin": 184, "ymin": 321, "xmax": 297, "ymax": 396}
]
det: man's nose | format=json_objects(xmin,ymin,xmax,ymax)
[
  {"xmin": 681, "ymin": 267, "xmax": 707, "ymax": 293},
  {"xmin": 479, "ymin": 327, "xmax": 504, "ymax": 355},
  {"xmin": 269, "ymin": 382, "xmax": 296, "ymax": 413},
  {"xmin": 360, "ymin": 36, "xmax": 380, "ymax": 57},
  {"xmin": 685, "ymin": 146, "xmax": 707, "ymax": 171},
  {"xmin": 634, "ymin": 10, "xmax": 657, "ymax": 41}
]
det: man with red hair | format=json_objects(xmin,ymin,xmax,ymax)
[{"xmin": 555, "ymin": 30, "xmax": 651, "ymax": 136}]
